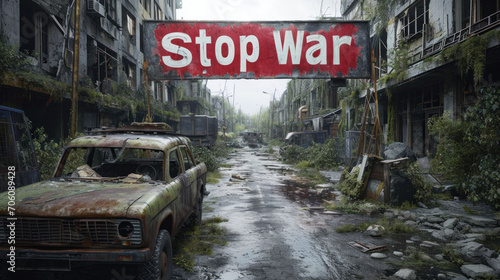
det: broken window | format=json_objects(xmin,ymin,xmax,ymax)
[
  {"xmin": 58, "ymin": 147, "xmax": 165, "ymax": 181},
  {"xmin": 142, "ymin": 0, "xmax": 151, "ymax": 16},
  {"xmin": 88, "ymin": 43, "xmax": 118, "ymax": 88},
  {"xmin": 399, "ymin": 0, "xmax": 429, "ymax": 40},
  {"xmin": 179, "ymin": 146, "xmax": 195, "ymax": 171},
  {"xmin": 19, "ymin": 1, "xmax": 49, "ymax": 64},
  {"xmin": 471, "ymin": 0, "xmax": 500, "ymax": 32},
  {"xmin": 106, "ymin": 0, "xmax": 118, "ymax": 24},
  {"xmin": 122, "ymin": 58, "xmax": 136, "ymax": 89},
  {"xmin": 154, "ymin": 2, "xmax": 163, "ymax": 20},
  {"xmin": 169, "ymin": 148, "xmax": 181, "ymax": 179},
  {"xmin": 122, "ymin": 7, "xmax": 136, "ymax": 41}
]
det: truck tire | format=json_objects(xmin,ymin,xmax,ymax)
[{"xmin": 138, "ymin": 229, "xmax": 172, "ymax": 280}]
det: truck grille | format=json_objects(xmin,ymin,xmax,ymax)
[{"xmin": 0, "ymin": 217, "xmax": 141, "ymax": 245}]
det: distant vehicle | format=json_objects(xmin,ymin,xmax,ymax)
[
  {"xmin": 240, "ymin": 131, "xmax": 263, "ymax": 147},
  {"xmin": 0, "ymin": 122, "xmax": 207, "ymax": 280},
  {"xmin": 285, "ymin": 131, "xmax": 328, "ymax": 148},
  {"xmin": 0, "ymin": 105, "xmax": 40, "ymax": 192},
  {"xmin": 179, "ymin": 115, "xmax": 218, "ymax": 147}
]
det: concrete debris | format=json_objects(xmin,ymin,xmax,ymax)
[
  {"xmin": 384, "ymin": 142, "xmax": 417, "ymax": 162},
  {"xmin": 460, "ymin": 264, "xmax": 496, "ymax": 279},
  {"xmin": 393, "ymin": 268, "xmax": 417, "ymax": 280},
  {"xmin": 376, "ymin": 198, "xmax": 500, "ymax": 279},
  {"xmin": 365, "ymin": 224, "xmax": 385, "ymax": 237},
  {"xmin": 370, "ymin": 252, "xmax": 387, "ymax": 259},
  {"xmin": 393, "ymin": 251, "xmax": 404, "ymax": 257}
]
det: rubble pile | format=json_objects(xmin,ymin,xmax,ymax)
[{"xmin": 381, "ymin": 200, "xmax": 500, "ymax": 279}]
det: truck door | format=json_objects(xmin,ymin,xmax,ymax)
[{"xmin": 179, "ymin": 145, "xmax": 197, "ymax": 212}]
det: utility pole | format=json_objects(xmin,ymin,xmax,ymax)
[
  {"xmin": 263, "ymin": 89, "xmax": 276, "ymax": 140},
  {"xmin": 69, "ymin": 0, "xmax": 81, "ymax": 138},
  {"xmin": 232, "ymin": 84, "xmax": 235, "ymax": 133}
]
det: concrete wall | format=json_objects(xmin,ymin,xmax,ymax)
[{"xmin": 1, "ymin": 0, "xmax": 20, "ymax": 46}]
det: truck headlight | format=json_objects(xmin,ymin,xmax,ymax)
[{"xmin": 118, "ymin": 221, "xmax": 135, "ymax": 238}]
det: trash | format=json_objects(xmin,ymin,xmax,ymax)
[
  {"xmin": 322, "ymin": 211, "xmax": 341, "ymax": 215},
  {"xmin": 231, "ymin": 174, "xmax": 246, "ymax": 180},
  {"xmin": 348, "ymin": 241, "xmax": 387, "ymax": 253}
]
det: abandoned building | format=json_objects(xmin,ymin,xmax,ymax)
[
  {"xmin": 339, "ymin": 0, "xmax": 500, "ymax": 157},
  {"xmin": 0, "ymin": 0, "xmax": 214, "ymax": 139}
]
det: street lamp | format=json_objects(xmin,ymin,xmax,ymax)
[{"xmin": 263, "ymin": 90, "xmax": 276, "ymax": 140}]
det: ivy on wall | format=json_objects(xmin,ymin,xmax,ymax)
[{"xmin": 441, "ymin": 30, "xmax": 500, "ymax": 88}]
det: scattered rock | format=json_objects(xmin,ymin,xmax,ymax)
[
  {"xmin": 370, "ymin": 253, "xmax": 387, "ymax": 259},
  {"xmin": 359, "ymin": 203, "xmax": 379, "ymax": 215},
  {"xmin": 456, "ymin": 241, "xmax": 485, "ymax": 263},
  {"xmin": 460, "ymin": 264, "xmax": 496, "ymax": 278},
  {"xmin": 393, "ymin": 268, "xmax": 417, "ymax": 280},
  {"xmin": 427, "ymin": 215, "xmax": 445, "ymax": 223},
  {"xmin": 393, "ymin": 251, "xmax": 404, "ymax": 257},
  {"xmin": 365, "ymin": 224, "xmax": 385, "ymax": 237},
  {"xmin": 486, "ymin": 257, "xmax": 500, "ymax": 272},
  {"xmin": 443, "ymin": 218, "xmax": 459, "ymax": 229},
  {"xmin": 435, "ymin": 254, "xmax": 444, "ymax": 261},
  {"xmin": 384, "ymin": 142, "xmax": 417, "ymax": 162},
  {"xmin": 315, "ymin": 183, "xmax": 334, "ymax": 188},
  {"xmin": 464, "ymin": 216, "xmax": 498, "ymax": 228}
]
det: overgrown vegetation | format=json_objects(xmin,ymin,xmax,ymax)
[
  {"xmin": 406, "ymin": 163, "xmax": 433, "ymax": 205},
  {"xmin": 281, "ymin": 138, "xmax": 342, "ymax": 170},
  {"xmin": 335, "ymin": 216, "xmax": 416, "ymax": 234},
  {"xmin": 31, "ymin": 125, "xmax": 77, "ymax": 180},
  {"xmin": 429, "ymin": 84, "xmax": 500, "ymax": 209},
  {"xmin": 173, "ymin": 217, "xmax": 227, "ymax": 271},
  {"xmin": 337, "ymin": 167, "xmax": 364, "ymax": 199},
  {"xmin": 440, "ymin": 30, "xmax": 500, "ymax": 88},
  {"xmin": 279, "ymin": 139, "xmax": 343, "ymax": 185},
  {"xmin": 192, "ymin": 143, "xmax": 230, "ymax": 173},
  {"xmin": 1, "ymin": 32, "xmax": 180, "ymax": 124}
]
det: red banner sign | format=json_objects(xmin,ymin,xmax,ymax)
[{"xmin": 144, "ymin": 21, "xmax": 370, "ymax": 80}]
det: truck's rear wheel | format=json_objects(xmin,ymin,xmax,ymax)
[{"xmin": 138, "ymin": 229, "xmax": 172, "ymax": 280}]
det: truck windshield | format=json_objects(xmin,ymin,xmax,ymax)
[{"xmin": 57, "ymin": 147, "xmax": 164, "ymax": 181}]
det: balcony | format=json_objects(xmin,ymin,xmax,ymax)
[{"xmin": 417, "ymin": 10, "xmax": 500, "ymax": 63}]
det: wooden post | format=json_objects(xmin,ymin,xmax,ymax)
[
  {"xmin": 144, "ymin": 59, "xmax": 152, "ymax": 123},
  {"xmin": 383, "ymin": 162, "xmax": 390, "ymax": 204}
]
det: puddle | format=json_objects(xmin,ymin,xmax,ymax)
[{"xmin": 280, "ymin": 179, "xmax": 337, "ymax": 208}]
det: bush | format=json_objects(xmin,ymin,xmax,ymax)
[
  {"xmin": 192, "ymin": 143, "xmax": 228, "ymax": 172},
  {"xmin": 281, "ymin": 138, "xmax": 341, "ymax": 170},
  {"xmin": 337, "ymin": 167, "xmax": 364, "ymax": 199},
  {"xmin": 429, "ymin": 84, "xmax": 500, "ymax": 208}
]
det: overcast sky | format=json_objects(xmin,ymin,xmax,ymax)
[{"xmin": 176, "ymin": 0, "xmax": 341, "ymax": 115}]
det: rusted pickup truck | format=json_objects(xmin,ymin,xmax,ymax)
[{"xmin": 0, "ymin": 123, "xmax": 207, "ymax": 279}]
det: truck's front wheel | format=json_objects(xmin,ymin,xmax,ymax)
[{"xmin": 138, "ymin": 229, "xmax": 172, "ymax": 280}]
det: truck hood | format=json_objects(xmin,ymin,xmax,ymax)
[{"xmin": 0, "ymin": 179, "xmax": 168, "ymax": 218}]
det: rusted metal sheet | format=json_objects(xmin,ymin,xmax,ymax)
[
  {"xmin": 143, "ymin": 20, "xmax": 371, "ymax": 80},
  {"xmin": 0, "ymin": 180, "xmax": 171, "ymax": 218},
  {"xmin": 348, "ymin": 241, "xmax": 387, "ymax": 253}
]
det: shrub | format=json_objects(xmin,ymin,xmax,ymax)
[
  {"xmin": 281, "ymin": 138, "xmax": 341, "ymax": 169},
  {"xmin": 191, "ymin": 143, "xmax": 228, "ymax": 173},
  {"xmin": 429, "ymin": 84, "xmax": 500, "ymax": 208}
]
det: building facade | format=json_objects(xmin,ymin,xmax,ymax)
[
  {"xmin": 341, "ymin": 0, "xmax": 500, "ymax": 157},
  {"xmin": 0, "ymin": 0, "xmax": 185, "ymax": 138}
]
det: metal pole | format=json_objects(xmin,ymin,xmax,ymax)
[{"xmin": 70, "ymin": 0, "xmax": 81, "ymax": 138}]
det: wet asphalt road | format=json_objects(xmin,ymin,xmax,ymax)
[{"xmin": 173, "ymin": 147, "xmax": 403, "ymax": 280}]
